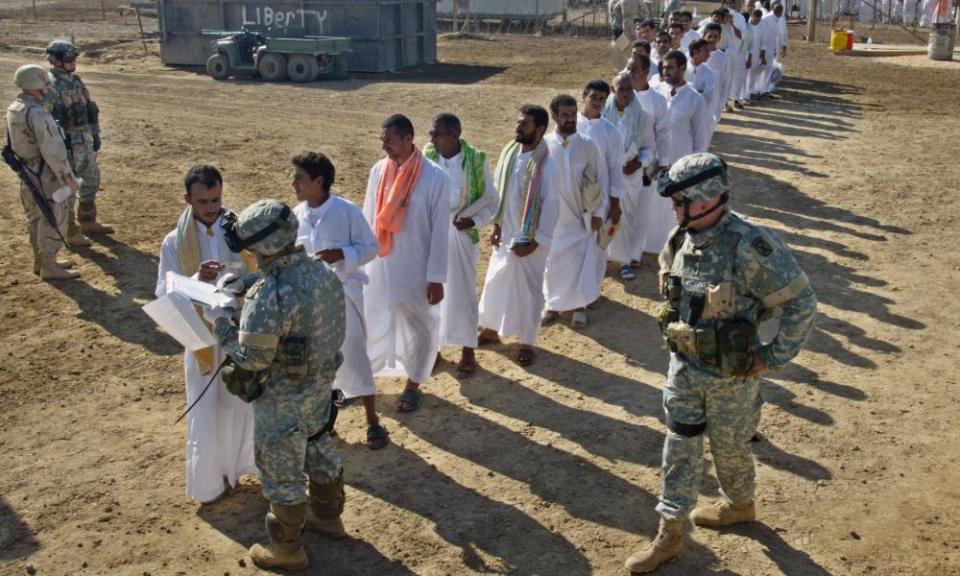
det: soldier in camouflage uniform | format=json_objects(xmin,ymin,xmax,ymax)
[
  {"xmin": 625, "ymin": 153, "xmax": 817, "ymax": 574},
  {"xmin": 45, "ymin": 39, "xmax": 114, "ymax": 243},
  {"xmin": 5, "ymin": 64, "xmax": 81, "ymax": 280},
  {"xmin": 206, "ymin": 199, "xmax": 347, "ymax": 571}
]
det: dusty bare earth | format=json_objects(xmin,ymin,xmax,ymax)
[{"xmin": 1, "ymin": 13, "xmax": 959, "ymax": 576}]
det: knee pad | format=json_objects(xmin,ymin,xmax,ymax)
[{"xmin": 666, "ymin": 416, "xmax": 706, "ymax": 437}]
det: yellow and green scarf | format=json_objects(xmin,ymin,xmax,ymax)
[{"xmin": 424, "ymin": 139, "xmax": 486, "ymax": 244}]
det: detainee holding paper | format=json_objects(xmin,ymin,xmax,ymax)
[{"xmin": 154, "ymin": 165, "xmax": 258, "ymax": 504}]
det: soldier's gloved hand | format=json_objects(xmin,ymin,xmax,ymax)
[
  {"xmin": 92, "ymin": 133, "xmax": 101, "ymax": 152},
  {"xmin": 216, "ymin": 272, "xmax": 246, "ymax": 297},
  {"xmin": 202, "ymin": 298, "xmax": 237, "ymax": 325}
]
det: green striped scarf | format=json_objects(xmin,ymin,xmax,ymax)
[{"xmin": 424, "ymin": 139, "xmax": 486, "ymax": 244}]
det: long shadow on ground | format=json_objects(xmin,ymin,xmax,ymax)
[
  {"xmin": 52, "ymin": 237, "xmax": 178, "ymax": 356},
  {"xmin": 197, "ymin": 482, "xmax": 414, "ymax": 575},
  {"xmin": 0, "ymin": 496, "xmax": 39, "ymax": 562}
]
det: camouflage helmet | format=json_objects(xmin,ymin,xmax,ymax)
[
  {"xmin": 658, "ymin": 152, "xmax": 729, "ymax": 203},
  {"xmin": 229, "ymin": 199, "xmax": 298, "ymax": 256},
  {"xmin": 14, "ymin": 64, "xmax": 50, "ymax": 90},
  {"xmin": 46, "ymin": 40, "xmax": 78, "ymax": 63}
]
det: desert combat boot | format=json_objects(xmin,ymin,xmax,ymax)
[
  {"xmin": 38, "ymin": 254, "xmax": 80, "ymax": 281},
  {"xmin": 249, "ymin": 503, "xmax": 309, "ymax": 570},
  {"xmin": 305, "ymin": 473, "xmax": 347, "ymax": 539},
  {"xmin": 625, "ymin": 518, "xmax": 683, "ymax": 574},
  {"xmin": 78, "ymin": 198, "xmax": 115, "ymax": 235},
  {"xmin": 691, "ymin": 499, "xmax": 756, "ymax": 528},
  {"xmin": 32, "ymin": 248, "xmax": 73, "ymax": 275}
]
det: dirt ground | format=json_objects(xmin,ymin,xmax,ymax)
[{"xmin": 1, "ymin": 11, "xmax": 960, "ymax": 576}]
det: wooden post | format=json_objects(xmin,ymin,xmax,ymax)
[
  {"xmin": 32, "ymin": 0, "xmax": 38, "ymax": 20},
  {"xmin": 453, "ymin": 0, "xmax": 459, "ymax": 32},
  {"xmin": 101, "ymin": 0, "xmax": 107, "ymax": 20},
  {"xmin": 137, "ymin": 8, "xmax": 149, "ymax": 54},
  {"xmin": 807, "ymin": 0, "xmax": 818, "ymax": 41}
]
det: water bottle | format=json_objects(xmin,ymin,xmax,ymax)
[{"xmin": 52, "ymin": 177, "xmax": 83, "ymax": 204}]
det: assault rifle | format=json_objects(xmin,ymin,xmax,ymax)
[{"xmin": 2, "ymin": 132, "xmax": 69, "ymax": 247}]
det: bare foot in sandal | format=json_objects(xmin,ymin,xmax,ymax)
[
  {"xmin": 398, "ymin": 381, "xmax": 422, "ymax": 413},
  {"xmin": 456, "ymin": 347, "xmax": 477, "ymax": 379},
  {"xmin": 517, "ymin": 345, "xmax": 535, "ymax": 366},
  {"xmin": 477, "ymin": 328, "xmax": 501, "ymax": 347},
  {"xmin": 571, "ymin": 309, "xmax": 588, "ymax": 329}
]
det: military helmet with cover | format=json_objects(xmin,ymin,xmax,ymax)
[
  {"xmin": 221, "ymin": 199, "xmax": 298, "ymax": 256},
  {"xmin": 14, "ymin": 64, "xmax": 51, "ymax": 90},
  {"xmin": 658, "ymin": 152, "xmax": 729, "ymax": 202},
  {"xmin": 46, "ymin": 40, "xmax": 79, "ymax": 63}
]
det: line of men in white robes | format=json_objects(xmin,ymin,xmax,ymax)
[{"xmin": 158, "ymin": 0, "xmax": 795, "ymax": 503}]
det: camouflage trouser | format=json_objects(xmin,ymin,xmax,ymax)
[
  {"xmin": 656, "ymin": 354, "xmax": 762, "ymax": 521},
  {"xmin": 609, "ymin": 0, "xmax": 643, "ymax": 35},
  {"xmin": 67, "ymin": 132, "xmax": 101, "ymax": 201},
  {"xmin": 254, "ymin": 379, "xmax": 342, "ymax": 506},
  {"xmin": 19, "ymin": 182, "xmax": 66, "ymax": 256}
]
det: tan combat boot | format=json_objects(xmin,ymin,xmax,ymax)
[
  {"xmin": 66, "ymin": 206, "xmax": 92, "ymax": 246},
  {"xmin": 33, "ymin": 248, "xmax": 73, "ymax": 275},
  {"xmin": 39, "ymin": 254, "xmax": 80, "ymax": 281},
  {"xmin": 691, "ymin": 499, "xmax": 756, "ymax": 528},
  {"xmin": 624, "ymin": 518, "xmax": 684, "ymax": 574},
  {"xmin": 249, "ymin": 502, "xmax": 308, "ymax": 570},
  {"xmin": 78, "ymin": 198, "xmax": 115, "ymax": 235},
  {"xmin": 306, "ymin": 472, "xmax": 347, "ymax": 539}
]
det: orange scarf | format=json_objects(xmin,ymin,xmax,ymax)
[{"xmin": 374, "ymin": 147, "xmax": 423, "ymax": 257}]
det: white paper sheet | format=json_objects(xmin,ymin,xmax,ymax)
[
  {"xmin": 165, "ymin": 271, "xmax": 235, "ymax": 308},
  {"xmin": 143, "ymin": 291, "xmax": 216, "ymax": 351}
]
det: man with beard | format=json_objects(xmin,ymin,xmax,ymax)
[
  {"xmin": 477, "ymin": 105, "xmax": 561, "ymax": 366},
  {"xmin": 156, "ymin": 165, "xmax": 257, "ymax": 503},
  {"xmin": 541, "ymin": 94, "xmax": 608, "ymax": 329}
]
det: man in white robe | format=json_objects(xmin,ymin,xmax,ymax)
[
  {"xmin": 758, "ymin": 4, "xmax": 785, "ymax": 95},
  {"xmin": 724, "ymin": 0, "xmax": 749, "ymax": 110},
  {"xmin": 747, "ymin": 8, "xmax": 771, "ymax": 98},
  {"xmin": 627, "ymin": 54, "xmax": 672, "ymax": 262},
  {"xmin": 577, "ymin": 79, "xmax": 625, "ymax": 286},
  {"xmin": 290, "ymin": 152, "xmax": 388, "ymax": 450},
  {"xmin": 648, "ymin": 49, "xmax": 711, "ymax": 254},
  {"xmin": 687, "ymin": 39, "xmax": 720, "ymax": 138},
  {"xmin": 603, "ymin": 72, "xmax": 655, "ymax": 280},
  {"xmin": 738, "ymin": 8, "xmax": 756, "ymax": 104},
  {"xmin": 542, "ymin": 94, "xmax": 609, "ymax": 329},
  {"xmin": 155, "ymin": 164, "xmax": 257, "ymax": 503},
  {"xmin": 363, "ymin": 114, "xmax": 449, "ymax": 413},
  {"xmin": 680, "ymin": 11, "xmax": 702, "ymax": 51},
  {"xmin": 424, "ymin": 113, "xmax": 498, "ymax": 379},
  {"xmin": 478, "ymin": 105, "xmax": 561, "ymax": 366},
  {"xmin": 702, "ymin": 23, "xmax": 730, "ymax": 123},
  {"xmin": 772, "ymin": 2, "xmax": 789, "ymax": 88}
]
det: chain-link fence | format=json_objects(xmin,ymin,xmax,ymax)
[{"xmin": 0, "ymin": 0, "xmax": 135, "ymax": 21}]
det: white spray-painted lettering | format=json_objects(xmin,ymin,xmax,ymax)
[{"xmin": 241, "ymin": 6, "xmax": 328, "ymax": 32}]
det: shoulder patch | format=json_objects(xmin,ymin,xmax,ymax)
[{"xmin": 751, "ymin": 236, "xmax": 773, "ymax": 258}]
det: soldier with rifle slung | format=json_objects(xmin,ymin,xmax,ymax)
[
  {"xmin": 45, "ymin": 39, "xmax": 114, "ymax": 242},
  {"xmin": 4, "ymin": 64, "xmax": 81, "ymax": 281}
]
